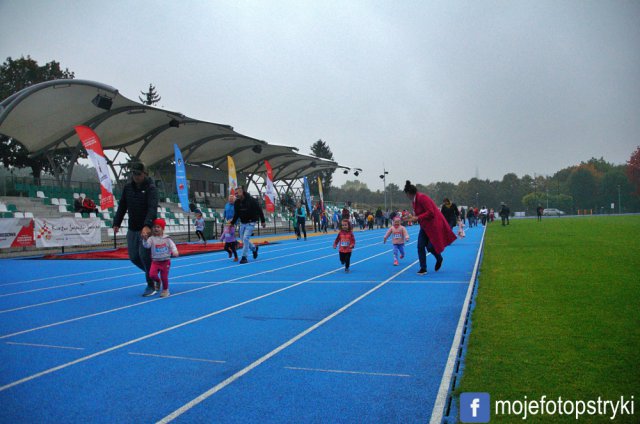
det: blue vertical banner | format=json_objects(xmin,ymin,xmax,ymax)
[
  {"xmin": 303, "ymin": 176, "xmax": 312, "ymax": 214},
  {"xmin": 174, "ymin": 144, "xmax": 190, "ymax": 213}
]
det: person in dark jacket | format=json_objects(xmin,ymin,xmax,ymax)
[
  {"xmin": 113, "ymin": 162, "xmax": 159, "ymax": 296},
  {"xmin": 499, "ymin": 202, "xmax": 510, "ymax": 226},
  {"xmin": 230, "ymin": 186, "xmax": 266, "ymax": 264},
  {"xmin": 440, "ymin": 198, "xmax": 460, "ymax": 229}
]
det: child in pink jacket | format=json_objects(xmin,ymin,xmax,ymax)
[
  {"xmin": 142, "ymin": 218, "xmax": 179, "ymax": 297},
  {"xmin": 383, "ymin": 217, "xmax": 410, "ymax": 266}
]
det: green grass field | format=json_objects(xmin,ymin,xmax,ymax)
[{"xmin": 456, "ymin": 215, "xmax": 640, "ymax": 423}]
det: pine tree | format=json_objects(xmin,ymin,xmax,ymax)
[
  {"xmin": 139, "ymin": 83, "xmax": 161, "ymax": 105},
  {"xmin": 309, "ymin": 139, "xmax": 335, "ymax": 196}
]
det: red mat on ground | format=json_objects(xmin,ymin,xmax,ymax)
[{"xmin": 40, "ymin": 241, "xmax": 270, "ymax": 260}]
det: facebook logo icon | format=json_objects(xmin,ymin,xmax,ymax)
[{"xmin": 460, "ymin": 392, "xmax": 490, "ymax": 423}]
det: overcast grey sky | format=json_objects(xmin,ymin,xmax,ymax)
[{"xmin": 1, "ymin": 0, "xmax": 638, "ymax": 190}]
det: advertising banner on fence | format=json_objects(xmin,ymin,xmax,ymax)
[
  {"xmin": 35, "ymin": 217, "xmax": 102, "ymax": 248},
  {"xmin": 174, "ymin": 144, "xmax": 191, "ymax": 213},
  {"xmin": 74, "ymin": 125, "xmax": 115, "ymax": 210},
  {"xmin": 0, "ymin": 218, "xmax": 34, "ymax": 249},
  {"xmin": 264, "ymin": 160, "xmax": 276, "ymax": 213}
]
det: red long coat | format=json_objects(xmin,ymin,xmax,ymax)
[{"xmin": 412, "ymin": 192, "xmax": 456, "ymax": 254}]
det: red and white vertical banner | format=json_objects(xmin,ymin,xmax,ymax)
[
  {"xmin": 264, "ymin": 160, "xmax": 276, "ymax": 213},
  {"xmin": 74, "ymin": 126, "xmax": 115, "ymax": 209}
]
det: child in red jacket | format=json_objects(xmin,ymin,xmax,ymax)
[{"xmin": 333, "ymin": 219, "xmax": 356, "ymax": 272}]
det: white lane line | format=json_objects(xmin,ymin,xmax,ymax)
[
  {"xmin": 0, "ymin": 232, "xmax": 385, "ymax": 297},
  {"xmin": 283, "ymin": 366, "xmax": 411, "ymax": 378},
  {"xmin": 6, "ymin": 341, "xmax": 85, "ymax": 350},
  {"xmin": 0, "ymin": 250, "xmax": 334, "ymax": 339},
  {"xmin": 0, "ymin": 231, "xmax": 382, "ymax": 288},
  {"xmin": 0, "ymin": 249, "xmax": 392, "ymax": 393},
  {"xmin": 0, "ymin": 240, "xmax": 391, "ymax": 339},
  {"xmin": 0, "ymin": 284, "xmax": 141, "ymax": 314},
  {"xmin": 429, "ymin": 227, "xmax": 487, "ymax": 424},
  {"xmin": 156, "ymin": 260, "xmax": 417, "ymax": 424},
  {"xmin": 128, "ymin": 352, "xmax": 226, "ymax": 364}
]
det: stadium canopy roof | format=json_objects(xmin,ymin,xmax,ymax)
[{"xmin": 0, "ymin": 79, "xmax": 352, "ymax": 180}]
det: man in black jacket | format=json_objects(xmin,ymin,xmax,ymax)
[
  {"xmin": 113, "ymin": 162, "xmax": 159, "ymax": 296},
  {"xmin": 499, "ymin": 202, "xmax": 510, "ymax": 226},
  {"xmin": 230, "ymin": 186, "xmax": 266, "ymax": 264}
]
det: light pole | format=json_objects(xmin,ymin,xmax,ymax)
[
  {"xmin": 380, "ymin": 169, "xmax": 389, "ymax": 211},
  {"xmin": 546, "ymin": 188, "xmax": 549, "ymax": 208},
  {"xmin": 617, "ymin": 185, "xmax": 621, "ymax": 214},
  {"xmin": 475, "ymin": 192, "xmax": 479, "ymax": 207}
]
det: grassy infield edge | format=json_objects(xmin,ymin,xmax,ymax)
[{"xmin": 452, "ymin": 215, "xmax": 640, "ymax": 423}]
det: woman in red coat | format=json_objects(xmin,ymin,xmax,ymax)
[{"xmin": 404, "ymin": 180, "xmax": 456, "ymax": 275}]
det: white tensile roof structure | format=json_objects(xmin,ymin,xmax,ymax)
[{"xmin": 0, "ymin": 79, "xmax": 352, "ymax": 181}]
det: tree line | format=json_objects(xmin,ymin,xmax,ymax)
[{"xmin": 325, "ymin": 156, "xmax": 640, "ymax": 215}]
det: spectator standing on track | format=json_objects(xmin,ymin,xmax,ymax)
[
  {"xmin": 142, "ymin": 218, "xmax": 178, "ymax": 298},
  {"xmin": 320, "ymin": 210, "xmax": 329, "ymax": 233},
  {"xmin": 113, "ymin": 162, "xmax": 159, "ymax": 296},
  {"xmin": 311, "ymin": 204, "xmax": 321, "ymax": 232},
  {"xmin": 194, "ymin": 211, "xmax": 206, "ymax": 246},
  {"xmin": 440, "ymin": 198, "xmax": 460, "ymax": 229},
  {"xmin": 383, "ymin": 217, "xmax": 410, "ymax": 266},
  {"xmin": 289, "ymin": 205, "xmax": 300, "ymax": 238},
  {"xmin": 333, "ymin": 219, "xmax": 356, "ymax": 273},
  {"xmin": 224, "ymin": 195, "xmax": 236, "ymax": 221},
  {"xmin": 479, "ymin": 206, "xmax": 489, "ymax": 226},
  {"xmin": 220, "ymin": 221, "xmax": 238, "ymax": 261},
  {"xmin": 295, "ymin": 200, "xmax": 307, "ymax": 240},
  {"xmin": 467, "ymin": 206, "xmax": 477, "ymax": 228},
  {"xmin": 404, "ymin": 180, "xmax": 456, "ymax": 275},
  {"xmin": 375, "ymin": 207, "xmax": 384, "ymax": 229},
  {"xmin": 230, "ymin": 186, "xmax": 266, "ymax": 264},
  {"xmin": 341, "ymin": 205, "xmax": 350, "ymax": 221},
  {"xmin": 499, "ymin": 202, "xmax": 510, "ymax": 226},
  {"xmin": 332, "ymin": 208, "xmax": 341, "ymax": 231}
]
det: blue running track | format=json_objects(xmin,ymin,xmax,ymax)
[{"xmin": 0, "ymin": 224, "xmax": 484, "ymax": 423}]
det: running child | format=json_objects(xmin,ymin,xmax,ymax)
[
  {"xmin": 142, "ymin": 218, "xmax": 179, "ymax": 297},
  {"xmin": 383, "ymin": 217, "xmax": 410, "ymax": 266},
  {"xmin": 220, "ymin": 221, "xmax": 238, "ymax": 261},
  {"xmin": 333, "ymin": 219, "xmax": 356, "ymax": 272},
  {"xmin": 194, "ymin": 211, "xmax": 206, "ymax": 246},
  {"xmin": 457, "ymin": 217, "xmax": 466, "ymax": 238}
]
